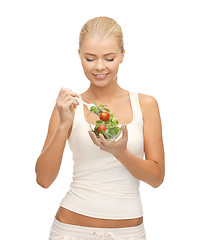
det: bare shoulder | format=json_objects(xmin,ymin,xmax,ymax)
[
  {"xmin": 138, "ymin": 92, "xmax": 158, "ymax": 104},
  {"xmin": 138, "ymin": 93, "xmax": 159, "ymax": 122}
]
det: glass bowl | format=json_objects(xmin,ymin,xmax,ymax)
[{"xmin": 89, "ymin": 123, "xmax": 124, "ymax": 142}]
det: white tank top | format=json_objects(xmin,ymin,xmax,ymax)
[{"xmin": 60, "ymin": 90, "xmax": 145, "ymax": 219}]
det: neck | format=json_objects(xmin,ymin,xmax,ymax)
[{"xmin": 87, "ymin": 78, "xmax": 125, "ymax": 101}]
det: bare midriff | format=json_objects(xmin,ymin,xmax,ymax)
[{"xmin": 55, "ymin": 206, "xmax": 143, "ymax": 228}]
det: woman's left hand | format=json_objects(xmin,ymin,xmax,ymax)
[{"xmin": 88, "ymin": 125, "xmax": 128, "ymax": 156}]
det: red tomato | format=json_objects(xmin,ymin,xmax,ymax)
[
  {"xmin": 99, "ymin": 112, "xmax": 110, "ymax": 121},
  {"xmin": 96, "ymin": 124, "xmax": 107, "ymax": 133}
]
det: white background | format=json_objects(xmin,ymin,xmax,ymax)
[{"xmin": 0, "ymin": 0, "xmax": 205, "ymax": 239}]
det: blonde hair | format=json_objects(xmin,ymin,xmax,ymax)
[{"xmin": 79, "ymin": 16, "xmax": 124, "ymax": 54}]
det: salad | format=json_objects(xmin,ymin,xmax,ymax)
[{"xmin": 88, "ymin": 102, "xmax": 123, "ymax": 140}]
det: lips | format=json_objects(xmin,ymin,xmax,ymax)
[
  {"xmin": 93, "ymin": 73, "xmax": 109, "ymax": 76},
  {"xmin": 93, "ymin": 73, "xmax": 109, "ymax": 80}
]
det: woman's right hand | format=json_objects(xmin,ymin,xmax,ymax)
[{"xmin": 56, "ymin": 88, "xmax": 80, "ymax": 130}]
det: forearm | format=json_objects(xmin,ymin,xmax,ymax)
[
  {"xmin": 35, "ymin": 124, "xmax": 69, "ymax": 188},
  {"xmin": 114, "ymin": 149, "xmax": 164, "ymax": 188}
]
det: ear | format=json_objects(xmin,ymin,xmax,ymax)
[
  {"xmin": 78, "ymin": 49, "xmax": 80, "ymax": 56},
  {"xmin": 120, "ymin": 49, "xmax": 125, "ymax": 64}
]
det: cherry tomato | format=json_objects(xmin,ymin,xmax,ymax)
[
  {"xmin": 96, "ymin": 124, "xmax": 107, "ymax": 133},
  {"xmin": 99, "ymin": 112, "xmax": 110, "ymax": 121}
]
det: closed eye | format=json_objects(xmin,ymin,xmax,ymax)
[
  {"xmin": 86, "ymin": 58, "xmax": 94, "ymax": 62},
  {"xmin": 106, "ymin": 58, "xmax": 114, "ymax": 61},
  {"xmin": 86, "ymin": 58, "xmax": 115, "ymax": 62}
]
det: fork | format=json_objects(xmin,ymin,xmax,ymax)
[{"xmin": 74, "ymin": 96, "xmax": 103, "ymax": 116}]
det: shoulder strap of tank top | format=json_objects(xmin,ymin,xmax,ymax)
[
  {"xmin": 72, "ymin": 93, "xmax": 83, "ymax": 123},
  {"xmin": 129, "ymin": 91, "xmax": 143, "ymax": 124},
  {"xmin": 78, "ymin": 94, "xmax": 82, "ymax": 101}
]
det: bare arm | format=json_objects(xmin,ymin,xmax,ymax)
[
  {"xmin": 35, "ymin": 88, "xmax": 79, "ymax": 188},
  {"xmin": 35, "ymin": 120, "xmax": 70, "ymax": 188},
  {"xmin": 114, "ymin": 94, "xmax": 165, "ymax": 188}
]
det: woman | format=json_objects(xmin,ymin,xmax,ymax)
[{"xmin": 35, "ymin": 16, "xmax": 165, "ymax": 240}]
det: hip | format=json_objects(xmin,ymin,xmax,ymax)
[
  {"xmin": 49, "ymin": 217, "xmax": 146, "ymax": 240},
  {"xmin": 55, "ymin": 206, "xmax": 143, "ymax": 228}
]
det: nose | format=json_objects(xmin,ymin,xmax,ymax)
[{"xmin": 95, "ymin": 59, "xmax": 106, "ymax": 71}]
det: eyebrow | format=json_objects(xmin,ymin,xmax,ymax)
[{"xmin": 84, "ymin": 52, "xmax": 116, "ymax": 56}]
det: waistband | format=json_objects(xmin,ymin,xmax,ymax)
[{"xmin": 51, "ymin": 217, "xmax": 146, "ymax": 240}]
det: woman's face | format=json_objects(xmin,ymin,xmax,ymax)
[{"xmin": 78, "ymin": 35, "xmax": 125, "ymax": 86}]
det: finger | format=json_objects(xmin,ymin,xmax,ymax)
[
  {"xmin": 122, "ymin": 124, "xmax": 128, "ymax": 138},
  {"xmin": 62, "ymin": 98, "xmax": 77, "ymax": 109},
  {"xmin": 70, "ymin": 99, "xmax": 79, "ymax": 109},
  {"xmin": 99, "ymin": 133, "xmax": 110, "ymax": 147},
  {"xmin": 66, "ymin": 97, "xmax": 79, "ymax": 107},
  {"xmin": 88, "ymin": 131, "xmax": 102, "ymax": 147},
  {"xmin": 61, "ymin": 94, "xmax": 72, "ymax": 103},
  {"xmin": 65, "ymin": 88, "xmax": 79, "ymax": 97},
  {"xmin": 61, "ymin": 93, "xmax": 79, "ymax": 106},
  {"xmin": 70, "ymin": 91, "xmax": 79, "ymax": 98},
  {"xmin": 59, "ymin": 88, "xmax": 70, "ymax": 98},
  {"xmin": 61, "ymin": 91, "xmax": 74, "ymax": 99},
  {"xmin": 61, "ymin": 88, "xmax": 79, "ymax": 98}
]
